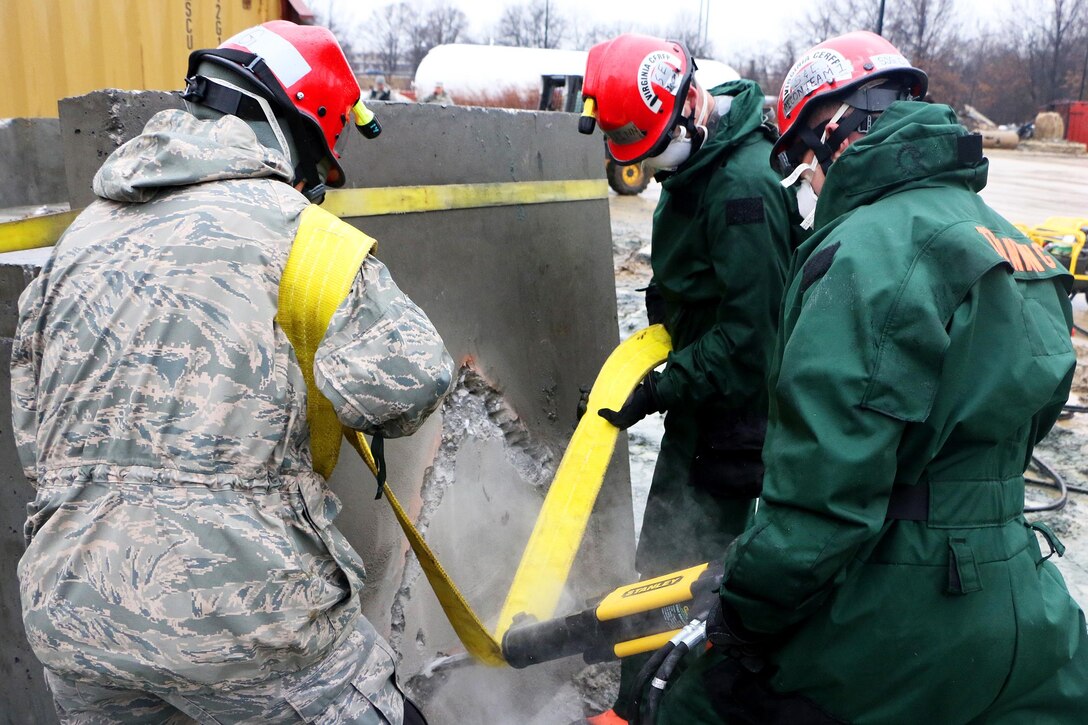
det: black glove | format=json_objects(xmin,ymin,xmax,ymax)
[
  {"xmin": 641, "ymin": 280, "xmax": 666, "ymax": 326},
  {"xmin": 706, "ymin": 594, "xmax": 767, "ymax": 673},
  {"xmin": 689, "ymin": 560, "xmax": 726, "ymax": 620},
  {"xmin": 598, "ymin": 373, "xmax": 665, "ymax": 429},
  {"xmin": 574, "ymin": 384, "xmax": 592, "ymax": 423}
]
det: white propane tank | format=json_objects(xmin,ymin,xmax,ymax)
[{"xmin": 413, "ymin": 44, "xmax": 738, "ymax": 107}]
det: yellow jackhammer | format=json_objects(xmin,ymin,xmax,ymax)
[
  {"xmin": 501, "ymin": 561, "xmax": 719, "ymax": 667},
  {"xmin": 501, "ymin": 562, "xmax": 722, "ymax": 723}
]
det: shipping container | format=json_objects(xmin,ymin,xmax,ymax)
[
  {"xmin": 1067, "ymin": 101, "xmax": 1088, "ymax": 146},
  {"xmin": 1, "ymin": 0, "xmax": 312, "ymax": 118}
]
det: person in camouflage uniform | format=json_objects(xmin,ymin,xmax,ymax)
[{"xmin": 11, "ymin": 22, "xmax": 452, "ymax": 724}]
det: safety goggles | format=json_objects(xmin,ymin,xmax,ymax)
[
  {"xmin": 773, "ymin": 116, "xmax": 832, "ymax": 178},
  {"xmin": 774, "ymin": 84, "xmax": 907, "ymax": 179}
]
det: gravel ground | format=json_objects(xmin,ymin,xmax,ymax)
[{"xmin": 608, "ymin": 162, "xmax": 1088, "ymax": 604}]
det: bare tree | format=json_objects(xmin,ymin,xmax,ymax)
[
  {"xmin": 884, "ymin": 0, "xmax": 957, "ymax": 65},
  {"xmin": 405, "ymin": 3, "xmax": 470, "ymax": 75},
  {"xmin": 666, "ymin": 13, "xmax": 716, "ymax": 59},
  {"xmin": 570, "ymin": 22, "xmax": 634, "ymax": 50},
  {"xmin": 368, "ymin": 2, "xmax": 415, "ymax": 75},
  {"xmin": 735, "ymin": 43, "xmax": 798, "ymax": 103},
  {"xmin": 496, "ymin": 0, "xmax": 567, "ymax": 48},
  {"xmin": 795, "ymin": 0, "xmax": 882, "ymax": 41},
  {"xmin": 1006, "ymin": 0, "xmax": 1086, "ymax": 105},
  {"xmin": 425, "ymin": 3, "xmax": 468, "ymax": 46}
]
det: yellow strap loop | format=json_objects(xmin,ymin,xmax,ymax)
[
  {"xmin": 15, "ymin": 183, "xmax": 669, "ymax": 665},
  {"xmin": 279, "ymin": 204, "xmax": 505, "ymax": 664},
  {"xmin": 348, "ymin": 431, "xmax": 507, "ymax": 665},
  {"xmin": 0, "ymin": 180, "xmax": 609, "ymax": 253},
  {"xmin": 278, "ymin": 202, "xmax": 672, "ymax": 665},
  {"xmin": 495, "ymin": 325, "xmax": 671, "ymax": 636},
  {"xmin": 278, "ymin": 205, "xmax": 375, "ymax": 479}
]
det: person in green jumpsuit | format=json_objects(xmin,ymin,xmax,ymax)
[
  {"xmin": 655, "ymin": 31, "xmax": 1088, "ymax": 724},
  {"xmin": 577, "ymin": 34, "xmax": 797, "ymax": 722}
]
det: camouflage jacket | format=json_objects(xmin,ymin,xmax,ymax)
[{"xmin": 11, "ymin": 109, "xmax": 454, "ymax": 690}]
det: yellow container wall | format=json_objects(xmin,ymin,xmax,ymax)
[{"xmin": 1, "ymin": 0, "xmax": 285, "ymax": 118}]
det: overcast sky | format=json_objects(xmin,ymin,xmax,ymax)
[
  {"xmin": 323, "ymin": 0, "xmax": 1022, "ymax": 63},
  {"xmin": 480, "ymin": 0, "xmax": 1020, "ymax": 57}
]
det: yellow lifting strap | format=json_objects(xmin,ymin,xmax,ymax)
[
  {"xmin": 278, "ymin": 205, "xmax": 377, "ymax": 479},
  {"xmin": 495, "ymin": 324, "xmax": 671, "ymax": 636},
  {"xmin": 278, "ymin": 203, "xmax": 673, "ymax": 664},
  {"xmin": 278, "ymin": 204, "xmax": 505, "ymax": 665},
  {"xmin": 345, "ymin": 430, "xmax": 506, "ymax": 665}
]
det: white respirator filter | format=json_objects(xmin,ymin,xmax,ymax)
[
  {"xmin": 796, "ymin": 178, "xmax": 818, "ymax": 230},
  {"xmin": 643, "ymin": 126, "xmax": 695, "ymax": 172}
]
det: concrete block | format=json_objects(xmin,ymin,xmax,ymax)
[
  {"xmin": 58, "ymin": 90, "xmax": 183, "ymax": 209},
  {"xmin": 2, "ymin": 92, "xmax": 632, "ymax": 722},
  {"xmin": 0, "ymin": 260, "xmax": 59, "ymax": 725},
  {"xmin": 0, "ymin": 118, "xmax": 66, "ymax": 209}
]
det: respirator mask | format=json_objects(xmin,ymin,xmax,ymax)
[
  {"xmin": 781, "ymin": 158, "xmax": 819, "ymax": 230},
  {"xmin": 643, "ymin": 124, "xmax": 702, "ymax": 172},
  {"xmin": 643, "ymin": 89, "xmax": 713, "ymax": 173},
  {"xmin": 778, "ymin": 103, "xmax": 853, "ymax": 230}
]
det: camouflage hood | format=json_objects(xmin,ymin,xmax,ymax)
[{"xmin": 92, "ymin": 109, "xmax": 294, "ymax": 203}]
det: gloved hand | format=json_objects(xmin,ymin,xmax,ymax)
[
  {"xmin": 641, "ymin": 280, "xmax": 666, "ymax": 326},
  {"xmin": 574, "ymin": 384, "xmax": 592, "ymax": 423},
  {"xmin": 689, "ymin": 560, "xmax": 726, "ymax": 620},
  {"xmin": 598, "ymin": 372, "xmax": 665, "ymax": 429},
  {"xmin": 706, "ymin": 594, "xmax": 767, "ymax": 673}
]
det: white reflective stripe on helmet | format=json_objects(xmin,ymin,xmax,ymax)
[{"xmin": 223, "ymin": 25, "xmax": 312, "ymax": 87}]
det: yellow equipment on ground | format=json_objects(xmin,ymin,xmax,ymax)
[{"xmin": 1017, "ymin": 217, "xmax": 1088, "ymax": 295}]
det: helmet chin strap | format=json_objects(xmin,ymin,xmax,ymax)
[
  {"xmin": 673, "ymin": 87, "xmax": 714, "ymax": 161},
  {"xmin": 795, "ymin": 102, "xmax": 853, "ymax": 174},
  {"xmin": 797, "ymin": 80, "xmax": 908, "ymax": 174},
  {"xmin": 183, "ymin": 76, "xmax": 293, "ymax": 166},
  {"xmin": 183, "ymin": 72, "xmax": 329, "ymax": 199}
]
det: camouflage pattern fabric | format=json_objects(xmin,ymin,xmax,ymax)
[
  {"xmin": 11, "ymin": 109, "xmax": 453, "ymax": 715},
  {"xmin": 44, "ymin": 616, "xmax": 404, "ymax": 724}
]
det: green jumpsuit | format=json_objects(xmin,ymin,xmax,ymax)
[
  {"xmin": 658, "ymin": 101, "xmax": 1088, "ymax": 723},
  {"xmin": 636, "ymin": 79, "xmax": 795, "ymax": 578},
  {"xmin": 616, "ymin": 80, "xmax": 796, "ymax": 718}
]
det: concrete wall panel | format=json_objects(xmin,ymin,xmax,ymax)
[
  {"xmin": 0, "ymin": 119, "xmax": 66, "ymax": 209},
  {"xmin": 2, "ymin": 94, "xmax": 632, "ymax": 722},
  {"xmin": 59, "ymin": 90, "xmax": 183, "ymax": 210},
  {"xmin": 0, "ymin": 257, "xmax": 58, "ymax": 725}
]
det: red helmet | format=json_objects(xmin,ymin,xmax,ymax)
[
  {"xmin": 183, "ymin": 21, "xmax": 381, "ymax": 195},
  {"xmin": 579, "ymin": 34, "xmax": 695, "ymax": 164},
  {"xmin": 772, "ymin": 31, "xmax": 927, "ymax": 174}
]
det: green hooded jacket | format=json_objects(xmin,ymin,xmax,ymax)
[
  {"xmin": 651, "ymin": 79, "xmax": 796, "ymax": 421},
  {"xmin": 703, "ymin": 101, "xmax": 1086, "ymax": 721}
]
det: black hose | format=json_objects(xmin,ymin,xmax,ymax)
[
  {"xmin": 630, "ymin": 642, "xmax": 674, "ymax": 724},
  {"xmin": 1027, "ymin": 475, "xmax": 1088, "ymax": 496},
  {"xmin": 1024, "ymin": 454, "xmax": 1069, "ymax": 512},
  {"xmin": 639, "ymin": 642, "xmax": 690, "ymax": 725}
]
